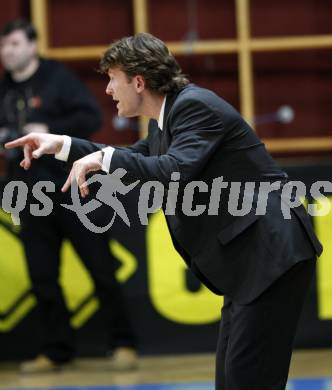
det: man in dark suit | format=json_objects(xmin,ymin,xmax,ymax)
[{"xmin": 6, "ymin": 33, "xmax": 322, "ymax": 389}]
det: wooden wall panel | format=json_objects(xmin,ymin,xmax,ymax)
[
  {"xmin": 251, "ymin": 0, "xmax": 332, "ymax": 37},
  {"xmin": 48, "ymin": 0, "xmax": 133, "ymax": 47},
  {"xmin": 254, "ymin": 50, "xmax": 332, "ymax": 138},
  {"xmin": 0, "ymin": 1, "xmax": 29, "ymax": 29},
  {"xmin": 45, "ymin": 0, "xmax": 137, "ymax": 145},
  {"xmin": 177, "ymin": 54, "xmax": 239, "ymax": 109},
  {"xmin": 148, "ymin": 0, "xmax": 236, "ymax": 41}
]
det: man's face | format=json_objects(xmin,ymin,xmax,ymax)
[
  {"xmin": 106, "ymin": 67, "xmax": 143, "ymax": 117},
  {"xmin": 0, "ymin": 29, "xmax": 37, "ymax": 72}
]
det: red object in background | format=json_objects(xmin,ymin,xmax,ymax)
[{"xmin": 28, "ymin": 96, "xmax": 42, "ymax": 109}]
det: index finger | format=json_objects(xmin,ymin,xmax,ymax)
[
  {"xmin": 5, "ymin": 135, "xmax": 31, "ymax": 149},
  {"xmin": 61, "ymin": 170, "xmax": 73, "ymax": 193}
]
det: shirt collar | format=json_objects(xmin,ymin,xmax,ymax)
[{"xmin": 158, "ymin": 96, "xmax": 167, "ymax": 131}]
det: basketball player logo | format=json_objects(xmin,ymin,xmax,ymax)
[{"xmin": 61, "ymin": 168, "xmax": 139, "ymax": 233}]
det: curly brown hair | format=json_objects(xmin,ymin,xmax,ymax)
[{"xmin": 100, "ymin": 33, "xmax": 189, "ymax": 94}]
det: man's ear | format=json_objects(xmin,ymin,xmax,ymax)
[
  {"xmin": 30, "ymin": 40, "xmax": 38, "ymax": 56},
  {"xmin": 134, "ymin": 75, "xmax": 145, "ymax": 92}
]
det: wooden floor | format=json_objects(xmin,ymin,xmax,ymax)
[{"xmin": 0, "ymin": 349, "xmax": 331, "ymax": 389}]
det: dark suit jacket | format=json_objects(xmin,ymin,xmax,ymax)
[{"xmin": 67, "ymin": 84, "xmax": 322, "ymax": 303}]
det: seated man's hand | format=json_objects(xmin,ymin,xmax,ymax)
[
  {"xmin": 61, "ymin": 151, "xmax": 103, "ymax": 197},
  {"xmin": 23, "ymin": 123, "xmax": 49, "ymax": 134},
  {"xmin": 5, "ymin": 133, "xmax": 64, "ymax": 170}
]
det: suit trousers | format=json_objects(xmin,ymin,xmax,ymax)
[
  {"xmin": 20, "ymin": 191, "xmax": 136, "ymax": 363},
  {"xmin": 215, "ymin": 258, "xmax": 315, "ymax": 390}
]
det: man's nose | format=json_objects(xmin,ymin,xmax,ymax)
[{"xmin": 105, "ymin": 82, "xmax": 113, "ymax": 95}]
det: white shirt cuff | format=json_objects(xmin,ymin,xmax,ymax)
[
  {"xmin": 55, "ymin": 135, "xmax": 72, "ymax": 161},
  {"xmin": 102, "ymin": 146, "xmax": 115, "ymax": 173}
]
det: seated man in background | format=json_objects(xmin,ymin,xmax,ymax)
[{"xmin": 0, "ymin": 19, "xmax": 137, "ymax": 373}]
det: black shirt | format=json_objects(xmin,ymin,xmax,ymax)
[{"xmin": 0, "ymin": 58, "xmax": 102, "ymax": 187}]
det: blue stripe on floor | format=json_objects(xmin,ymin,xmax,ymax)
[{"xmin": 7, "ymin": 378, "xmax": 332, "ymax": 390}]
